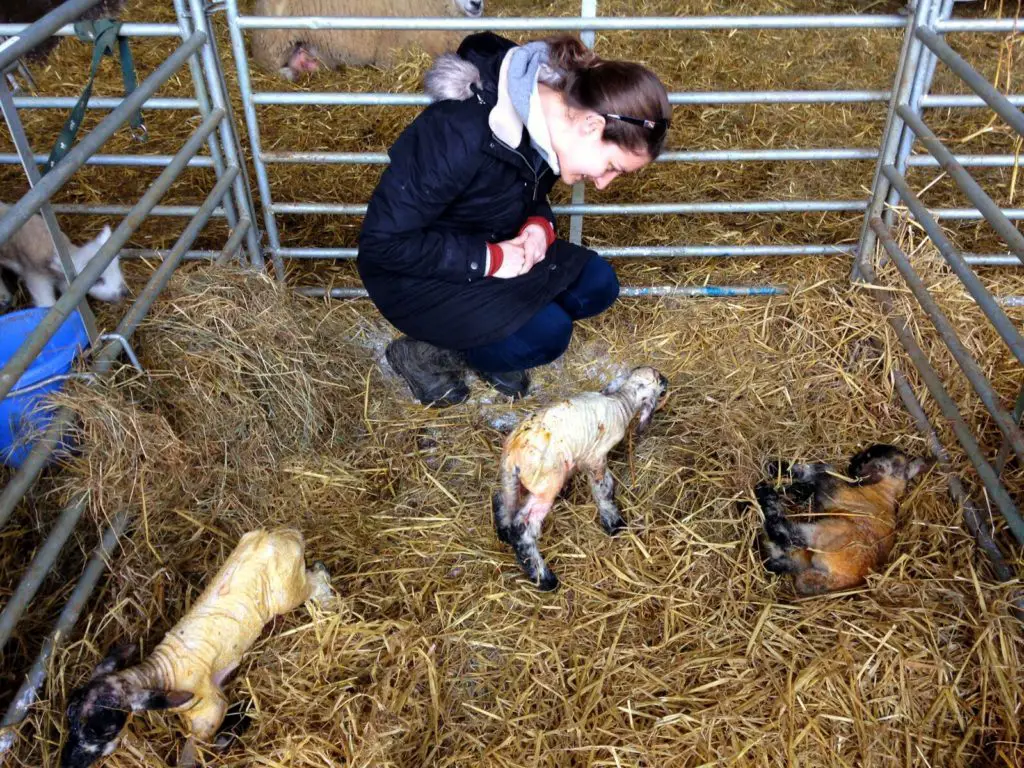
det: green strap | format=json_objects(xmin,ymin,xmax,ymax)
[{"xmin": 43, "ymin": 19, "xmax": 146, "ymax": 174}]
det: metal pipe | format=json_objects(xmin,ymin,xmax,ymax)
[
  {"xmin": 118, "ymin": 248, "xmax": 220, "ymax": 260},
  {"xmin": 931, "ymin": 208, "xmax": 1024, "ymax": 221},
  {"xmin": 219, "ymin": 216, "xmax": 251, "ymax": 265},
  {"xmin": 881, "ymin": 168, "xmax": 1024, "ymax": 366},
  {"xmin": 185, "ymin": 0, "xmax": 264, "ymax": 271},
  {"xmin": 918, "ymin": 27, "xmax": 1024, "ymax": 137},
  {"xmin": 252, "ymin": 90, "xmax": 891, "ymax": 107},
  {"xmin": 225, "ymin": 0, "xmax": 283, "ymax": 279},
  {"xmin": 896, "ymin": 107, "xmax": 1024, "ymax": 262},
  {"xmin": 0, "ymin": 495, "xmax": 89, "ymax": 648},
  {"xmin": 935, "ymin": 18, "xmax": 1024, "ymax": 32},
  {"xmin": 0, "ymin": 203, "xmax": 227, "ymax": 217},
  {"xmin": 891, "ymin": 367, "xmax": 1023, "ymax": 621},
  {"xmin": 0, "ymin": 0, "xmax": 101, "ymax": 70},
  {"xmin": 570, "ymin": 0, "xmax": 596, "ymax": 247},
  {"xmin": 0, "ymin": 167, "xmax": 238, "ymax": 531},
  {"xmin": 870, "ymin": 217, "xmax": 1024, "ymax": 464},
  {"xmin": 273, "ymin": 244, "xmax": 855, "ymax": 259},
  {"xmin": 297, "ymin": 284, "xmax": 788, "ymax": 299},
  {"xmin": 965, "ymin": 254, "xmax": 1024, "ymax": 266},
  {"xmin": 271, "ymin": 200, "xmax": 869, "ymax": 216},
  {"xmin": 996, "ymin": 385, "xmax": 1024, "ymax": 475},
  {"xmin": 858, "ymin": 262, "xmax": 1024, "ymax": 547},
  {"xmin": 257, "ymin": 149, "xmax": 1023, "ymax": 167},
  {"xmin": 0, "ymin": 153, "xmax": 215, "ymax": 167},
  {"xmin": 0, "ymin": 22, "xmax": 183, "ymax": 38},
  {"xmin": 922, "ymin": 95, "xmax": 1024, "ymax": 108},
  {"xmin": 853, "ymin": 0, "xmax": 935, "ymax": 280},
  {"xmin": 12, "ymin": 96, "xmax": 199, "ymax": 110},
  {"xmin": 0, "ymin": 32, "xmax": 206, "ymax": 244},
  {"xmin": 0, "ymin": 109, "xmax": 223, "ymax": 404},
  {"xmin": 0, "ymin": 508, "xmax": 132, "ymax": 755},
  {"xmin": 236, "ymin": 14, "xmax": 909, "ymax": 30}
]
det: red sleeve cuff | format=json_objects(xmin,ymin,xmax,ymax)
[
  {"xmin": 520, "ymin": 216, "xmax": 556, "ymax": 247},
  {"xmin": 486, "ymin": 242, "xmax": 504, "ymax": 276}
]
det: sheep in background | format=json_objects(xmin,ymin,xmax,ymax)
[
  {"xmin": 0, "ymin": 0, "xmax": 127, "ymax": 62},
  {"xmin": 0, "ymin": 204, "xmax": 128, "ymax": 307},
  {"xmin": 250, "ymin": 0, "xmax": 485, "ymax": 81},
  {"xmin": 60, "ymin": 529, "xmax": 334, "ymax": 768},
  {"xmin": 752, "ymin": 444, "xmax": 933, "ymax": 596},
  {"xmin": 493, "ymin": 367, "xmax": 669, "ymax": 591}
]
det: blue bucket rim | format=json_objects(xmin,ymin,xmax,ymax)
[{"xmin": 0, "ymin": 308, "xmax": 90, "ymax": 394}]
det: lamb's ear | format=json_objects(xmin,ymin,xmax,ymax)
[
  {"xmin": 633, "ymin": 399, "xmax": 656, "ymax": 436},
  {"xmin": 90, "ymin": 643, "xmax": 138, "ymax": 680},
  {"xmin": 128, "ymin": 689, "xmax": 193, "ymax": 712},
  {"xmin": 906, "ymin": 455, "xmax": 935, "ymax": 481}
]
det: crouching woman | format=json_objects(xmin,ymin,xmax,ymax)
[{"xmin": 357, "ymin": 31, "xmax": 671, "ymax": 407}]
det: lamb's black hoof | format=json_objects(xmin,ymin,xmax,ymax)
[
  {"xmin": 492, "ymin": 493, "xmax": 514, "ymax": 546},
  {"xmin": 212, "ymin": 702, "xmax": 252, "ymax": 751},
  {"xmin": 602, "ymin": 516, "xmax": 627, "ymax": 537},
  {"xmin": 536, "ymin": 570, "xmax": 560, "ymax": 592}
]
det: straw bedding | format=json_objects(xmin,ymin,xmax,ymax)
[
  {"xmin": 0, "ymin": 252, "xmax": 1020, "ymax": 766},
  {"xmin": 0, "ymin": 0, "xmax": 1022, "ymax": 766}
]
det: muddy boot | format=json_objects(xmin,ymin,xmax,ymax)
[
  {"xmin": 476, "ymin": 369, "xmax": 530, "ymax": 400},
  {"xmin": 385, "ymin": 337, "xmax": 469, "ymax": 408}
]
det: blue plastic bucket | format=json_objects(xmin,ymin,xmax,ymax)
[{"xmin": 0, "ymin": 308, "xmax": 90, "ymax": 468}]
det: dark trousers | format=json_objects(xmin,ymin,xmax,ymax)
[{"xmin": 464, "ymin": 254, "xmax": 619, "ymax": 373}]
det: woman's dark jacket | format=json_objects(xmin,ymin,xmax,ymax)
[{"xmin": 356, "ymin": 32, "xmax": 595, "ymax": 350}]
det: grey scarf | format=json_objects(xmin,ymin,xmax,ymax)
[{"xmin": 504, "ymin": 41, "xmax": 560, "ymax": 167}]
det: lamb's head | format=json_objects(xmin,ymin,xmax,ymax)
[
  {"xmin": 846, "ymin": 443, "xmax": 933, "ymax": 498},
  {"xmin": 453, "ymin": 0, "xmax": 484, "ymax": 17},
  {"xmin": 605, "ymin": 366, "xmax": 668, "ymax": 436},
  {"xmin": 61, "ymin": 224, "xmax": 129, "ymax": 303},
  {"xmin": 62, "ymin": 645, "xmax": 192, "ymax": 768}
]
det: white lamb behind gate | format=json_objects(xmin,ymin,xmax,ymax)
[{"xmin": 250, "ymin": 0, "xmax": 485, "ymax": 81}]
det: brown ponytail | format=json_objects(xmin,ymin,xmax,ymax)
[{"xmin": 544, "ymin": 34, "xmax": 672, "ymax": 160}]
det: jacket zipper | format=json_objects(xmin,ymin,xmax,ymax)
[{"xmin": 493, "ymin": 135, "xmax": 545, "ymax": 202}]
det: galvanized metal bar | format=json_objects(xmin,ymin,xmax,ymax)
[
  {"xmin": 225, "ymin": 0, "xmax": 283, "ymax": 279},
  {"xmin": 236, "ymin": 14, "xmax": 909, "ymax": 31},
  {"xmin": 966, "ymin": 254, "xmax": 1024, "ymax": 266},
  {"xmin": 0, "ymin": 507, "xmax": 132, "ymax": 755},
  {"xmin": 569, "ymin": 0, "xmax": 596, "ymax": 247},
  {"xmin": 923, "ymin": 96, "xmax": 1024, "ymax": 109},
  {"xmin": 870, "ymin": 217, "xmax": 1024, "ymax": 464},
  {"xmin": 118, "ymin": 248, "xmax": 220, "ymax": 260},
  {"xmin": 882, "ymin": 167, "xmax": 1024, "ymax": 366},
  {"xmin": 896, "ymin": 107, "xmax": 1024, "ymax": 262},
  {"xmin": 0, "ymin": 109, "xmax": 223, "ymax": 405},
  {"xmin": 173, "ymin": 0, "xmax": 241, "ymax": 252},
  {"xmin": 858, "ymin": 261, "xmax": 1024, "ymax": 547},
  {"xmin": 0, "ymin": 31, "xmax": 206, "ymax": 244},
  {"xmin": 274, "ymin": 244, "xmax": 854, "ymax": 259},
  {"xmin": 883, "ymin": 0, "xmax": 953, "ymax": 235},
  {"xmin": 252, "ymin": 90, "xmax": 891, "ymax": 107},
  {"xmin": 271, "ymin": 200, "xmax": 869, "ymax": 216},
  {"xmin": 0, "ymin": 153, "xmax": 215, "ymax": 167},
  {"xmin": 12, "ymin": 96, "xmax": 199, "ymax": 110},
  {"xmin": 257, "ymin": 149, "xmax": 1024, "ymax": 166},
  {"xmin": 891, "ymin": 367, "xmax": 1023, "ymax": 620},
  {"xmin": 853, "ymin": 0, "xmax": 937, "ymax": 280},
  {"xmin": 0, "ymin": 166, "xmax": 238, "ymax": 531},
  {"xmin": 0, "ymin": 75, "xmax": 98, "ymax": 343},
  {"xmin": 219, "ymin": 216, "xmax": 251, "ymax": 265},
  {"xmin": 297, "ymin": 285, "xmax": 788, "ymax": 299},
  {"xmin": 185, "ymin": 0, "xmax": 263, "ymax": 270},
  {"xmin": 0, "ymin": 203, "xmax": 227, "ymax": 217},
  {"xmin": 932, "ymin": 208, "xmax": 1024, "ymax": 220},
  {"xmin": 995, "ymin": 384, "xmax": 1024, "ymax": 476},
  {"xmin": 0, "ymin": 0, "xmax": 100, "ymax": 70},
  {"xmin": 0, "ymin": 22, "xmax": 182, "ymax": 38},
  {"xmin": 917, "ymin": 27, "xmax": 1024, "ymax": 138},
  {"xmin": 936, "ymin": 18, "xmax": 1024, "ymax": 32}
]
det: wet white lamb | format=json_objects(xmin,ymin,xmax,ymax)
[
  {"xmin": 492, "ymin": 367, "xmax": 669, "ymax": 591},
  {"xmin": 250, "ymin": 0, "xmax": 485, "ymax": 81}
]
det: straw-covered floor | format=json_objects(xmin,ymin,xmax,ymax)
[
  {"xmin": 1, "ymin": 242, "xmax": 1022, "ymax": 765},
  {"xmin": 1, "ymin": 0, "xmax": 1023, "ymax": 765}
]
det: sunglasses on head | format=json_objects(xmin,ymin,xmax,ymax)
[{"xmin": 603, "ymin": 113, "xmax": 669, "ymax": 141}]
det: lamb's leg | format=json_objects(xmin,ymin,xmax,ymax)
[
  {"xmin": 493, "ymin": 462, "xmax": 521, "ymax": 546},
  {"xmin": 22, "ymin": 272, "xmax": 56, "ymax": 307},
  {"xmin": 179, "ymin": 688, "xmax": 228, "ymax": 768},
  {"xmin": 508, "ymin": 494, "xmax": 558, "ymax": 591},
  {"xmin": 755, "ymin": 481, "xmax": 810, "ymax": 553},
  {"xmin": 585, "ymin": 462, "xmax": 625, "ymax": 536},
  {"xmin": 765, "ymin": 460, "xmax": 840, "ymax": 508}
]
